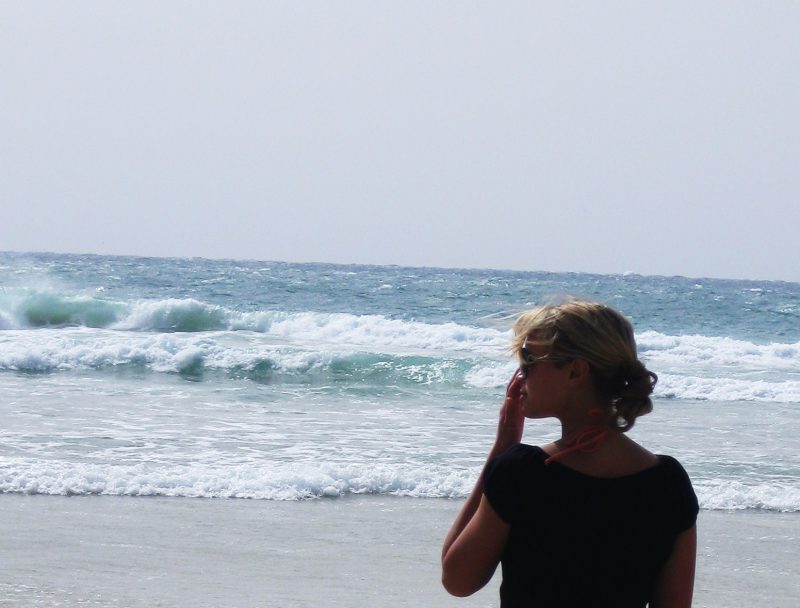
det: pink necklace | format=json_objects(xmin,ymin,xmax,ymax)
[{"xmin": 545, "ymin": 409, "xmax": 610, "ymax": 465}]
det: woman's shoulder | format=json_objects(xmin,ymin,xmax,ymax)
[
  {"xmin": 655, "ymin": 453, "xmax": 689, "ymax": 470},
  {"xmin": 485, "ymin": 444, "xmax": 547, "ymax": 484},
  {"xmin": 493, "ymin": 443, "xmax": 548, "ymax": 465},
  {"xmin": 653, "ymin": 454, "xmax": 696, "ymax": 486}
]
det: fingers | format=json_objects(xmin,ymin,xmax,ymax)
[
  {"xmin": 496, "ymin": 369, "xmax": 525, "ymax": 448},
  {"xmin": 505, "ymin": 368, "xmax": 523, "ymax": 398},
  {"xmin": 496, "ymin": 402, "xmax": 524, "ymax": 451}
]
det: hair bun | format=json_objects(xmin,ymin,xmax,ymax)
[
  {"xmin": 614, "ymin": 361, "xmax": 657, "ymax": 430},
  {"xmin": 622, "ymin": 361, "xmax": 656, "ymax": 392}
]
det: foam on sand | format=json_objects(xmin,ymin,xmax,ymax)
[{"xmin": 2, "ymin": 460, "xmax": 797, "ymax": 511}]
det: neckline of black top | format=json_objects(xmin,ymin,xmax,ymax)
[{"xmin": 532, "ymin": 445, "xmax": 665, "ymax": 481}]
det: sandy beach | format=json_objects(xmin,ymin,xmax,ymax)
[{"xmin": 1, "ymin": 494, "xmax": 797, "ymax": 607}]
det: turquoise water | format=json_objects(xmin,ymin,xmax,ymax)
[{"xmin": 1, "ymin": 252, "xmax": 798, "ymax": 509}]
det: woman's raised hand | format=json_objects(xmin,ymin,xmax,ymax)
[{"xmin": 494, "ymin": 370, "xmax": 525, "ymax": 455}]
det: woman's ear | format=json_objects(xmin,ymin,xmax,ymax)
[{"xmin": 568, "ymin": 358, "xmax": 591, "ymax": 384}]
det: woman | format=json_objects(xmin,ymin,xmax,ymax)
[{"xmin": 442, "ymin": 300, "xmax": 698, "ymax": 607}]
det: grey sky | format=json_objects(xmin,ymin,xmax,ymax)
[{"xmin": 3, "ymin": 2, "xmax": 799, "ymax": 282}]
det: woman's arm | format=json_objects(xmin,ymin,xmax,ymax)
[
  {"xmin": 441, "ymin": 372, "xmax": 525, "ymax": 596},
  {"xmin": 651, "ymin": 525, "xmax": 697, "ymax": 608},
  {"xmin": 441, "ymin": 495, "xmax": 509, "ymax": 596}
]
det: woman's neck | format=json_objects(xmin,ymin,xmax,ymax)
[
  {"xmin": 544, "ymin": 405, "xmax": 613, "ymax": 465},
  {"xmin": 557, "ymin": 402, "xmax": 611, "ymax": 438}
]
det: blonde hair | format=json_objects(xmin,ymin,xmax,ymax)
[{"xmin": 512, "ymin": 299, "xmax": 657, "ymax": 431}]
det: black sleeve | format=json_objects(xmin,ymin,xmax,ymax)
[
  {"xmin": 663, "ymin": 456, "xmax": 700, "ymax": 534},
  {"xmin": 483, "ymin": 444, "xmax": 535, "ymax": 525}
]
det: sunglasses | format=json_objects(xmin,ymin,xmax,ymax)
[{"xmin": 518, "ymin": 339, "xmax": 568, "ymax": 379}]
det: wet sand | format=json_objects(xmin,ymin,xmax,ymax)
[{"xmin": 0, "ymin": 495, "xmax": 797, "ymax": 607}]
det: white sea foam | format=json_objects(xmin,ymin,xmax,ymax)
[
  {"xmin": 2, "ymin": 462, "xmax": 796, "ymax": 511},
  {"xmin": 0, "ymin": 461, "xmax": 475, "ymax": 501},
  {"xmin": 464, "ymin": 361, "xmax": 517, "ymax": 389},
  {"xmin": 656, "ymin": 373, "xmax": 800, "ymax": 403},
  {"xmin": 113, "ymin": 298, "xmax": 227, "ymax": 332},
  {"xmin": 0, "ymin": 330, "xmax": 228, "ymax": 374},
  {"xmin": 237, "ymin": 310, "xmax": 509, "ymax": 353},
  {"xmin": 1, "ymin": 293, "xmax": 510, "ymax": 352},
  {"xmin": 0, "ymin": 329, "xmax": 467, "ymax": 377},
  {"xmin": 4, "ymin": 294, "xmax": 799, "ymax": 374},
  {"xmin": 2, "ymin": 324, "xmax": 800, "ymax": 401},
  {"xmin": 638, "ymin": 331, "xmax": 800, "ymax": 371},
  {"xmin": 695, "ymin": 479, "xmax": 800, "ymax": 512}
]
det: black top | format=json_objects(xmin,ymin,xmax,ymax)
[{"xmin": 484, "ymin": 444, "xmax": 698, "ymax": 608}]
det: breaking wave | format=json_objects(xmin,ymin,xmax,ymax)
[
  {"xmin": 1, "ymin": 461, "xmax": 796, "ymax": 511},
  {"xmin": 1, "ymin": 293, "xmax": 799, "ymax": 401}
]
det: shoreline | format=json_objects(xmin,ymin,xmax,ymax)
[{"xmin": 1, "ymin": 494, "xmax": 798, "ymax": 607}]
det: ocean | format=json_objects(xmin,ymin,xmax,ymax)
[{"xmin": 1, "ymin": 251, "xmax": 798, "ymax": 606}]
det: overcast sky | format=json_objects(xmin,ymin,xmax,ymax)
[{"xmin": 2, "ymin": 2, "xmax": 798, "ymax": 282}]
